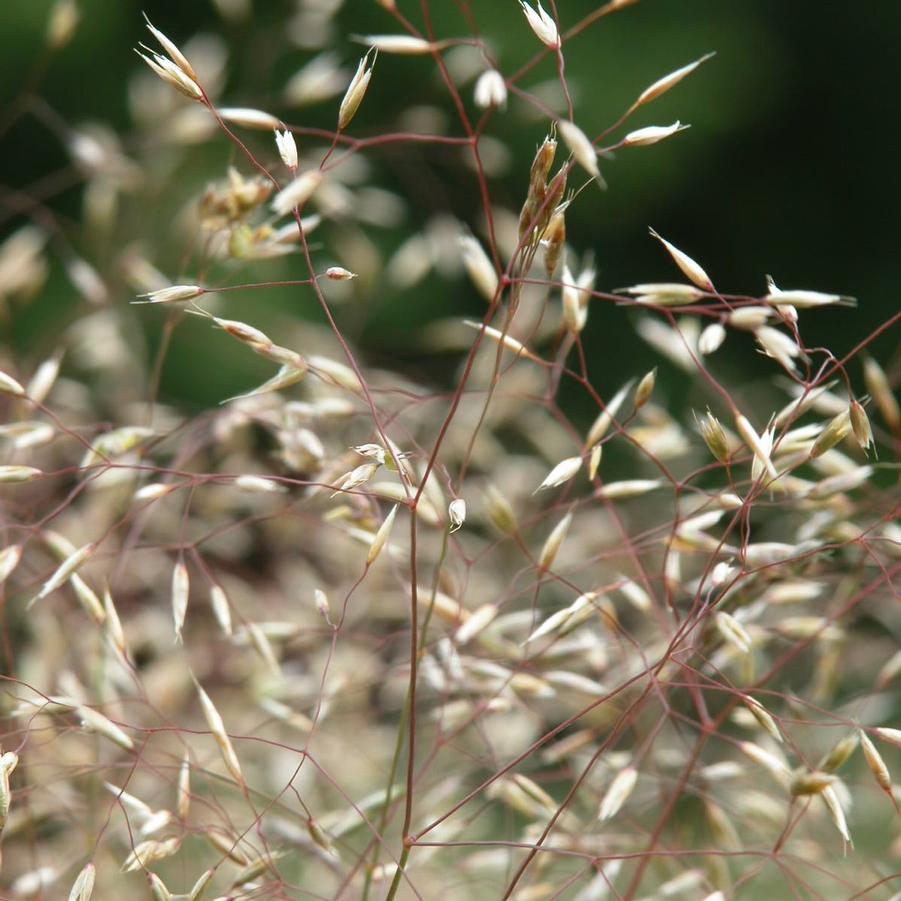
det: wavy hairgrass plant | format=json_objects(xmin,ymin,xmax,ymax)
[{"xmin": 1, "ymin": 1, "xmax": 900, "ymax": 899}]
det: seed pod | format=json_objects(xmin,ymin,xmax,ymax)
[
  {"xmin": 849, "ymin": 399, "xmax": 874, "ymax": 452},
  {"xmin": 697, "ymin": 410, "xmax": 730, "ymax": 462},
  {"xmin": 519, "ymin": 1, "xmax": 560, "ymax": 48},
  {"xmin": 558, "ymin": 119, "xmax": 601, "ymax": 180},
  {"xmin": 542, "ymin": 207, "xmax": 565, "ymax": 276},
  {"xmin": 172, "ymin": 560, "xmax": 189, "ymax": 643}
]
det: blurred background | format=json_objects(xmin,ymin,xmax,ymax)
[{"xmin": 0, "ymin": 0, "xmax": 897, "ymax": 414}]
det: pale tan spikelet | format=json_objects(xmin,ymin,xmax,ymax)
[
  {"xmin": 728, "ymin": 305, "xmax": 773, "ymax": 330},
  {"xmin": 699, "ymin": 322, "xmax": 726, "ymax": 355},
  {"xmin": 744, "ymin": 697, "xmax": 782, "ymax": 742},
  {"xmin": 234, "ymin": 474, "xmax": 285, "ymax": 494},
  {"xmin": 31, "ymin": 542, "xmax": 97, "ymax": 607},
  {"xmin": 821, "ymin": 784, "xmax": 851, "ymax": 844},
  {"xmin": 634, "ymin": 368, "xmax": 656, "ymax": 409},
  {"xmin": 587, "ymin": 443, "xmax": 602, "ymax": 480},
  {"xmin": 819, "ymin": 734, "xmax": 858, "ymax": 773},
  {"xmin": 558, "ymin": 119, "xmax": 601, "ymax": 180},
  {"xmin": 462, "ymin": 320, "xmax": 538, "ymax": 361},
  {"xmin": 735, "ymin": 414, "xmax": 778, "ymax": 479},
  {"xmin": 0, "ymin": 544, "xmax": 23, "ymax": 583},
  {"xmin": 863, "ymin": 356, "xmax": 900, "ymax": 431},
  {"xmin": 232, "ymin": 852, "xmax": 284, "ymax": 888},
  {"xmin": 137, "ymin": 46, "xmax": 203, "ymax": 100},
  {"xmin": 67, "ymin": 863, "xmax": 95, "ymax": 901},
  {"xmin": 716, "ymin": 611, "xmax": 751, "ymax": 654},
  {"xmin": 209, "ymin": 584, "xmax": 233, "ymax": 636},
  {"xmin": 539, "ymin": 510, "xmax": 572, "ymax": 570},
  {"xmin": 624, "ymin": 121, "xmax": 689, "ymax": 146},
  {"xmin": 204, "ymin": 827, "xmax": 250, "ymax": 864},
  {"xmin": 448, "ymin": 497, "xmax": 466, "ymax": 532},
  {"xmin": 47, "ymin": 0, "xmax": 80, "ymax": 50},
  {"xmin": 789, "ymin": 768, "xmax": 835, "ymax": 796},
  {"xmin": 485, "ymin": 486, "xmax": 517, "ymax": 534},
  {"xmin": 474, "ymin": 68, "xmax": 507, "ymax": 109},
  {"xmin": 247, "ymin": 622, "xmax": 281, "ymax": 674},
  {"xmin": 177, "ymin": 753, "xmax": 191, "ymax": 820},
  {"xmin": 705, "ymin": 801, "xmax": 739, "ymax": 849},
  {"xmin": 274, "ymin": 128, "xmax": 297, "ymax": 169},
  {"xmin": 326, "ymin": 266, "xmax": 356, "ymax": 280},
  {"xmin": 188, "ymin": 869, "xmax": 214, "ymax": 900},
  {"xmin": 26, "ymin": 350, "xmax": 63, "ymax": 404},
  {"xmin": 874, "ymin": 727, "xmax": 901, "ymax": 748},
  {"xmin": 585, "ymin": 380, "xmax": 633, "ymax": 447},
  {"xmin": 0, "ymin": 464, "xmax": 43, "ymax": 483},
  {"xmin": 523, "ymin": 592, "xmax": 593, "ymax": 645},
  {"xmin": 103, "ymin": 587, "xmax": 129, "ymax": 660},
  {"xmin": 536, "ymin": 456, "xmax": 582, "ymax": 492},
  {"xmin": 142, "ymin": 13, "xmax": 196, "ymax": 79},
  {"xmin": 271, "ymin": 170, "xmax": 323, "ymax": 216},
  {"xmin": 454, "ymin": 603, "xmax": 497, "ymax": 645},
  {"xmin": 809, "ymin": 409, "xmax": 851, "ymax": 459},
  {"xmin": 460, "ymin": 233, "xmax": 498, "ymax": 301},
  {"xmin": 308, "ymin": 355, "xmax": 361, "ymax": 392},
  {"xmin": 636, "ymin": 53, "xmax": 716, "ymax": 107},
  {"xmin": 615, "ymin": 577, "xmax": 650, "ymax": 612},
  {"xmin": 765, "ymin": 286, "xmax": 855, "ymax": 309},
  {"xmin": 0, "ymin": 370, "xmax": 27, "ymax": 396},
  {"xmin": 354, "ymin": 34, "xmax": 433, "ymax": 55},
  {"xmin": 307, "ymin": 818, "xmax": 340, "ymax": 859},
  {"xmin": 859, "ymin": 730, "xmax": 892, "ymax": 791},
  {"xmin": 193, "ymin": 677, "xmax": 244, "ymax": 785},
  {"xmin": 339, "ymin": 51, "xmax": 375, "ymax": 129},
  {"xmin": 849, "ymin": 399, "xmax": 874, "ymax": 453},
  {"xmin": 367, "ymin": 504, "xmax": 399, "ymax": 566},
  {"xmin": 172, "ymin": 559, "xmax": 189, "ymax": 643},
  {"xmin": 596, "ymin": 479, "xmax": 662, "ymax": 500},
  {"xmin": 214, "ymin": 106, "xmax": 280, "ymax": 129},
  {"xmin": 121, "ymin": 836, "xmax": 182, "ymax": 872},
  {"xmin": 150, "ymin": 872, "xmax": 173, "ymax": 901},
  {"xmin": 69, "ymin": 576, "xmax": 104, "ymax": 623},
  {"xmin": 313, "ymin": 588, "xmax": 332, "ymax": 626},
  {"xmin": 649, "ymin": 227, "xmax": 713, "ymax": 291},
  {"xmin": 77, "ymin": 704, "xmax": 134, "ymax": 751},
  {"xmin": 519, "ymin": 1, "xmax": 560, "ymax": 48},
  {"xmin": 598, "ymin": 766, "xmax": 637, "ymax": 820},
  {"xmin": 0, "ymin": 750, "xmax": 17, "ymax": 831},
  {"xmin": 738, "ymin": 740, "xmax": 789, "ymax": 784}
]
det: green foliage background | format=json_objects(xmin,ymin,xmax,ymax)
[{"xmin": 1, "ymin": 0, "xmax": 897, "ymax": 410}]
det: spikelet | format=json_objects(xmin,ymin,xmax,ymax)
[
  {"xmin": 177, "ymin": 753, "xmax": 191, "ymax": 820},
  {"xmin": 536, "ymin": 456, "xmax": 582, "ymax": 492},
  {"xmin": 121, "ymin": 836, "xmax": 181, "ymax": 872},
  {"xmin": 67, "ymin": 863, "xmax": 95, "ymax": 901},
  {"xmin": 558, "ymin": 120, "xmax": 601, "ymax": 181},
  {"xmin": 193, "ymin": 676, "xmax": 244, "ymax": 785},
  {"xmin": 598, "ymin": 766, "xmax": 637, "ymax": 820},
  {"xmin": 648, "ymin": 228, "xmax": 713, "ymax": 291},
  {"xmin": 460, "ymin": 233, "xmax": 498, "ymax": 301},
  {"xmin": 172, "ymin": 559, "xmax": 189, "ymax": 642},
  {"xmin": 367, "ymin": 504, "xmax": 399, "ymax": 566},
  {"xmin": 859, "ymin": 730, "xmax": 892, "ymax": 791},
  {"xmin": 339, "ymin": 50, "xmax": 375, "ymax": 129},
  {"xmin": 635, "ymin": 53, "xmax": 716, "ymax": 107},
  {"xmin": 539, "ymin": 510, "xmax": 572, "ymax": 570},
  {"xmin": 863, "ymin": 356, "xmax": 900, "ymax": 431},
  {"xmin": 519, "ymin": 1, "xmax": 560, "ymax": 48}
]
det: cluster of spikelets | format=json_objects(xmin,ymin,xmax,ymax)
[{"xmin": 0, "ymin": 1, "xmax": 900, "ymax": 899}]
